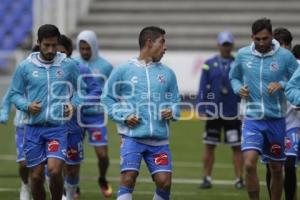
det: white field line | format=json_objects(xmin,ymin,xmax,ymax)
[{"xmin": 0, "ymin": 154, "xmax": 264, "ymax": 169}]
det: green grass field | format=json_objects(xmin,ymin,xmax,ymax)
[{"xmin": 0, "ymin": 117, "xmax": 299, "ymax": 199}]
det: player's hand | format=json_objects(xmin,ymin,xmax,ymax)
[
  {"xmin": 239, "ymin": 85, "xmax": 249, "ymax": 98},
  {"xmin": 125, "ymin": 115, "xmax": 140, "ymax": 128},
  {"xmin": 0, "ymin": 113, "xmax": 9, "ymax": 124},
  {"xmin": 268, "ymin": 82, "xmax": 283, "ymax": 95},
  {"xmin": 161, "ymin": 108, "xmax": 173, "ymax": 120},
  {"xmin": 28, "ymin": 101, "xmax": 41, "ymax": 115},
  {"xmin": 64, "ymin": 103, "xmax": 74, "ymax": 118}
]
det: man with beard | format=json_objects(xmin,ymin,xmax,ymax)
[
  {"xmin": 229, "ymin": 18, "xmax": 298, "ymax": 200},
  {"xmin": 75, "ymin": 30, "xmax": 113, "ymax": 198},
  {"xmin": 9, "ymin": 24, "xmax": 81, "ymax": 200}
]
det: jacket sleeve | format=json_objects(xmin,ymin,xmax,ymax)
[
  {"xmin": 229, "ymin": 54, "xmax": 243, "ymax": 95},
  {"xmin": 10, "ymin": 65, "xmax": 30, "ymax": 112},
  {"xmin": 196, "ymin": 63, "xmax": 209, "ymax": 114},
  {"xmin": 168, "ymin": 70, "xmax": 181, "ymax": 120},
  {"xmin": 0, "ymin": 88, "xmax": 12, "ymax": 123},
  {"xmin": 280, "ymin": 52, "xmax": 299, "ymax": 89},
  {"xmin": 285, "ymin": 67, "xmax": 300, "ymax": 106},
  {"xmin": 100, "ymin": 67, "xmax": 135, "ymax": 124},
  {"xmin": 69, "ymin": 61, "xmax": 83, "ymax": 107}
]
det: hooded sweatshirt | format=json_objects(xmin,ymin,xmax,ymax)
[
  {"xmin": 76, "ymin": 30, "xmax": 113, "ymax": 115},
  {"xmin": 229, "ymin": 39, "xmax": 298, "ymax": 119}
]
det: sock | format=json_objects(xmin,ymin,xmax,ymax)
[
  {"xmin": 65, "ymin": 177, "xmax": 79, "ymax": 200},
  {"xmin": 153, "ymin": 188, "xmax": 170, "ymax": 200},
  {"xmin": 266, "ymin": 164, "xmax": 271, "ymax": 199},
  {"xmin": 284, "ymin": 156, "xmax": 297, "ymax": 200},
  {"xmin": 117, "ymin": 186, "xmax": 133, "ymax": 200},
  {"xmin": 205, "ymin": 176, "xmax": 212, "ymax": 182}
]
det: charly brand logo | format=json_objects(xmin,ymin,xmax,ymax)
[
  {"xmin": 131, "ymin": 76, "xmax": 138, "ymax": 84},
  {"xmin": 32, "ymin": 71, "xmax": 39, "ymax": 77},
  {"xmin": 246, "ymin": 61, "xmax": 252, "ymax": 68}
]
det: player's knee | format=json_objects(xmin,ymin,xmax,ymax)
[
  {"xmin": 121, "ymin": 172, "xmax": 138, "ymax": 187},
  {"xmin": 244, "ymin": 161, "xmax": 256, "ymax": 174},
  {"xmin": 156, "ymin": 179, "xmax": 171, "ymax": 191},
  {"xmin": 154, "ymin": 174, "xmax": 171, "ymax": 191},
  {"xmin": 31, "ymin": 173, "xmax": 44, "ymax": 184},
  {"xmin": 97, "ymin": 152, "xmax": 108, "ymax": 160},
  {"xmin": 48, "ymin": 168, "xmax": 63, "ymax": 179},
  {"xmin": 269, "ymin": 163, "xmax": 282, "ymax": 175}
]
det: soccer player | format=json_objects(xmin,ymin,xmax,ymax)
[
  {"xmin": 265, "ymin": 27, "xmax": 299, "ymax": 200},
  {"xmin": 101, "ymin": 26, "xmax": 180, "ymax": 200},
  {"xmin": 197, "ymin": 31, "xmax": 244, "ymax": 189},
  {"xmin": 9, "ymin": 24, "xmax": 81, "ymax": 200},
  {"xmin": 57, "ymin": 35, "xmax": 102, "ymax": 200},
  {"xmin": 229, "ymin": 18, "xmax": 298, "ymax": 200},
  {"xmin": 292, "ymin": 44, "xmax": 300, "ymax": 62},
  {"xmin": 0, "ymin": 92, "xmax": 30, "ymax": 200},
  {"xmin": 75, "ymin": 30, "xmax": 113, "ymax": 198}
]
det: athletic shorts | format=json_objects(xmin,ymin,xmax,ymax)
[
  {"xmin": 15, "ymin": 127, "xmax": 25, "ymax": 162},
  {"xmin": 203, "ymin": 118, "xmax": 241, "ymax": 146},
  {"xmin": 23, "ymin": 124, "xmax": 67, "ymax": 168},
  {"xmin": 120, "ymin": 136, "xmax": 172, "ymax": 175},
  {"xmin": 242, "ymin": 118, "xmax": 286, "ymax": 162},
  {"xmin": 83, "ymin": 114, "xmax": 108, "ymax": 146},
  {"xmin": 65, "ymin": 132, "xmax": 84, "ymax": 165},
  {"xmin": 285, "ymin": 127, "xmax": 300, "ymax": 158}
]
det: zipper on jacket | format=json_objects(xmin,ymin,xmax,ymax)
[
  {"xmin": 45, "ymin": 69, "xmax": 50, "ymax": 122},
  {"xmin": 260, "ymin": 58, "xmax": 265, "ymax": 116},
  {"xmin": 145, "ymin": 67, "xmax": 153, "ymax": 136}
]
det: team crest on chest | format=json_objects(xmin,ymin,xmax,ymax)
[
  {"xmin": 269, "ymin": 62, "xmax": 279, "ymax": 72},
  {"xmin": 157, "ymin": 74, "xmax": 166, "ymax": 83},
  {"xmin": 56, "ymin": 70, "xmax": 64, "ymax": 78}
]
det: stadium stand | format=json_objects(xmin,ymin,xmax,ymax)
[
  {"xmin": 0, "ymin": 0, "xmax": 32, "ymax": 72},
  {"xmin": 76, "ymin": 0, "xmax": 300, "ymax": 51}
]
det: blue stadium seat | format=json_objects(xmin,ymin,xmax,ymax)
[
  {"xmin": 0, "ymin": 0, "xmax": 32, "ymax": 51},
  {"xmin": 0, "ymin": 58, "xmax": 9, "ymax": 71},
  {"xmin": 1, "ymin": 36, "xmax": 17, "ymax": 50}
]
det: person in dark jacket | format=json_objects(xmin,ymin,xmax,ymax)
[{"xmin": 197, "ymin": 31, "xmax": 244, "ymax": 189}]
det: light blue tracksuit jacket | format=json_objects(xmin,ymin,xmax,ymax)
[
  {"xmin": 0, "ymin": 87, "xmax": 25, "ymax": 127},
  {"xmin": 76, "ymin": 30, "xmax": 113, "ymax": 115},
  {"xmin": 9, "ymin": 52, "xmax": 81, "ymax": 125},
  {"xmin": 285, "ymin": 62, "xmax": 300, "ymax": 106},
  {"xmin": 101, "ymin": 58, "xmax": 180, "ymax": 140},
  {"xmin": 229, "ymin": 39, "xmax": 298, "ymax": 119}
]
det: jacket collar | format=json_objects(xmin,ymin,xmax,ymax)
[
  {"xmin": 129, "ymin": 58, "xmax": 161, "ymax": 68},
  {"xmin": 27, "ymin": 52, "xmax": 66, "ymax": 68},
  {"xmin": 250, "ymin": 39, "xmax": 280, "ymax": 57}
]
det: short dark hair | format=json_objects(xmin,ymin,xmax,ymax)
[
  {"xmin": 139, "ymin": 26, "xmax": 166, "ymax": 49},
  {"xmin": 58, "ymin": 34, "xmax": 73, "ymax": 56},
  {"xmin": 273, "ymin": 27, "xmax": 293, "ymax": 46},
  {"xmin": 37, "ymin": 24, "xmax": 61, "ymax": 42},
  {"xmin": 252, "ymin": 18, "xmax": 272, "ymax": 35},
  {"xmin": 292, "ymin": 44, "xmax": 300, "ymax": 59}
]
